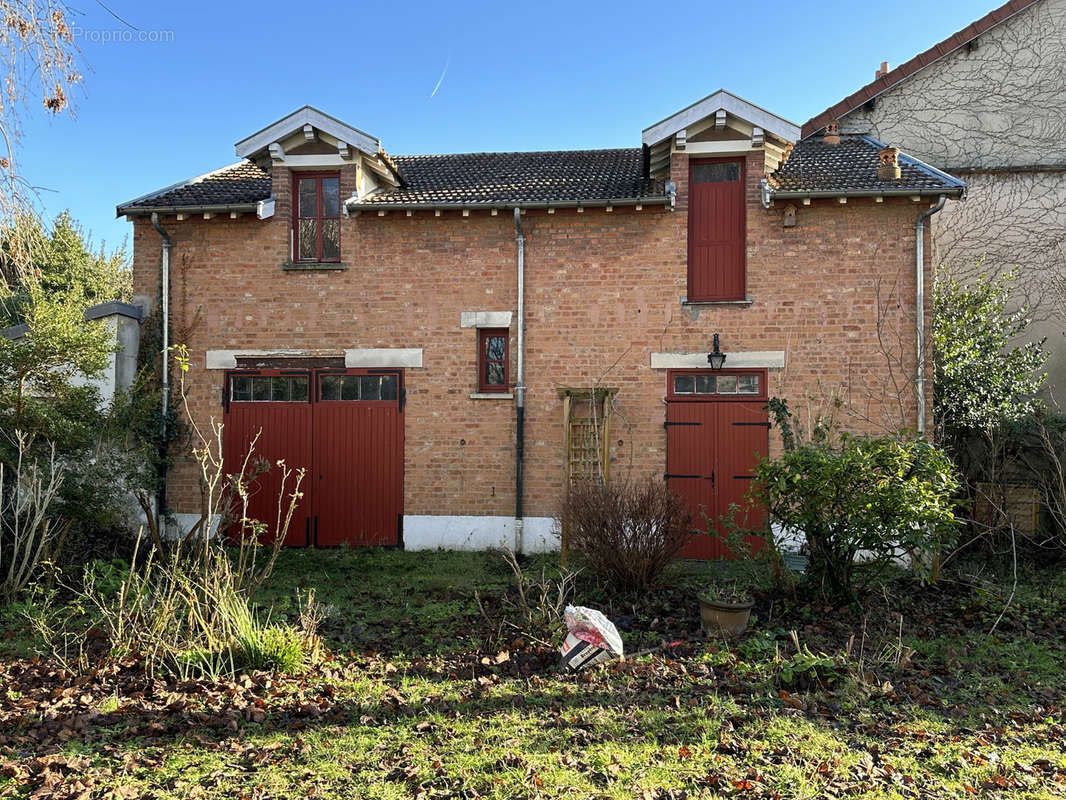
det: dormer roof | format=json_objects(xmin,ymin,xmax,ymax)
[
  {"xmin": 642, "ymin": 89, "xmax": 800, "ymax": 148},
  {"xmin": 234, "ymin": 105, "xmax": 380, "ymax": 160}
]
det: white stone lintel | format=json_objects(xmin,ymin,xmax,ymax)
[
  {"xmin": 345, "ymin": 348, "xmax": 423, "ymax": 368},
  {"xmin": 460, "ymin": 311, "xmax": 513, "ymax": 328},
  {"xmin": 206, "ymin": 349, "xmax": 317, "ymax": 369},
  {"xmin": 650, "ymin": 350, "xmax": 786, "ymax": 370}
]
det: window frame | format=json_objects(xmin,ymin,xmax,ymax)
[
  {"xmin": 224, "ymin": 369, "xmax": 312, "ymax": 411},
  {"xmin": 292, "ymin": 171, "xmax": 341, "ymax": 263},
  {"xmin": 686, "ymin": 156, "xmax": 747, "ymax": 302},
  {"xmin": 665, "ymin": 368, "xmax": 767, "ymax": 402},
  {"xmin": 315, "ymin": 369, "xmax": 402, "ymax": 407},
  {"xmin": 477, "ymin": 327, "xmax": 510, "ymax": 393}
]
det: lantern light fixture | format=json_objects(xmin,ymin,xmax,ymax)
[{"xmin": 707, "ymin": 333, "xmax": 727, "ymax": 370}]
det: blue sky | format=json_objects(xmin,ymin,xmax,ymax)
[{"xmin": 21, "ymin": 0, "xmax": 1004, "ymax": 252}]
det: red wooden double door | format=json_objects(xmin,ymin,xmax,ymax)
[
  {"xmin": 665, "ymin": 370, "xmax": 769, "ymax": 559},
  {"xmin": 222, "ymin": 368, "xmax": 404, "ymax": 547}
]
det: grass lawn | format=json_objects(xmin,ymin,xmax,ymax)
[{"xmin": 1, "ymin": 547, "xmax": 1065, "ymax": 799}]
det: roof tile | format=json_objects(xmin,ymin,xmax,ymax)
[
  {"xmin": 118, "ymin": 161, "xmax": 270, "ymax": 212},
  {"xmin": 356, "ymin": 149, "xmax": 663, "ymax": 206},
  {"xmin": 768, "ymin": 135, "xmax": 964, "ymax": 195}
]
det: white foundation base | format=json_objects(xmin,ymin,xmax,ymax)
[{"xmin": 403, "ymin": 515, "xmax": 559, "ymax": 554}]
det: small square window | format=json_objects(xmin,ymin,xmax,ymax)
[
  {"xmin": 716, "ymin": 375, "xmax": 738, "ymax": 394},
  {"xmin": 252, "ymin": 376, "xmax": 271, "ymax": 401},
  {"xmin": 478, "ymin": 328, "xmax": 509, "ymax": 393},
  {"xmin": 341, "ymin": 376, "xmax": 359, "ymax": 401},
  {"xmin": 380, "ymin": 374, "xmax": 398, "ymax": 401},
  {"xmin": 673, "ymin": 375, "xmax": 694, "ymax": 394},
  {"xmin": 360, "ymin": 375, "xmax": 381, "ymax": 401},
  {"xmin": 231, "ymin": 376, "xmax": 251, "ymax": 402},
  {"xmin": 737, "ymin": 375, "xmax": 759, "ymax": 394},
  {"xmin": 321, "ymin": 375, "xmax": 341, "ymax": 401},
  {"xmin": 695, "ymin": 375, "xmax": 715, "ymax": 394}
]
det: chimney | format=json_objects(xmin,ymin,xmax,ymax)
[
  {"xmin": 823, "ymin": 121, "xmax": 840, "ymax": 146},
  {"xmin": 875, "ymin": 61, "xmax": 889, "ymax": 79},
  {"xmin": 877, "ymin": 146, "xmax": 901, "ymax": 180}
]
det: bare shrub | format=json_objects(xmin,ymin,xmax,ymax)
[
  {"xmin": 562, "ymin": 478, "xmax": 690, "ymax": 591},
  {"xmin": 476, "ymin": 547, "xmax": 578, "ymax": 647},
  {"xmin": 0, "ymin": 433, "xmax": 68, "ymax": 600}
]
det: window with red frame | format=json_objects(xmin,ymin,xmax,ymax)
[
  {"xmin": 293, "ymin": 173, "xmax": 340, "ymax": 262},
  {"xmin": 478, "ymin": 328, "xmax": 509, "ymax": 392}
]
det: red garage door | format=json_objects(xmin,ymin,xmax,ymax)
[
  {"xmin": 664, "ymin": 370, "xmax": 768, "ymax": 559},
  {"xmin": 223, "ymin": 367, "xmax": 404, "ymax": 547}
]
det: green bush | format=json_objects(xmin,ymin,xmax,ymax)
[{"xmin": 752, "ymin": 432, "xmax": 960, "ymax": 602}]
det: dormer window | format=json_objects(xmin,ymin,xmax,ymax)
[{"xmin": 294, "ymin": 172, "xmax": 340, "ymax": 262}]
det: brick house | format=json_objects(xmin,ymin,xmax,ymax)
[{"xmin": 118, "ymin": 92, "xmax": 963, "ymax": 555}]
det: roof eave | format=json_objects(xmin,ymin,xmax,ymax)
[
  {"xmin": 116, "ymin": 202, "xmax": 260, "ymax": 218},
  {"xmin": 346, "ymin": 197, "xmax": 672, "ymax": 212},
  {"xmin": 769, "ymin": 187, "xmax": 965, "ymax": 199}
]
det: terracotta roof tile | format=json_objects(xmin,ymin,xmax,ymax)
[{"xmin": 768, "ymin": 135, "xmax": 965, "ymax": 195}]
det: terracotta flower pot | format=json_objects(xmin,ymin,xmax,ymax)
[{"xmin": 698, "ymin": 595, "xmax": 754, "ymax": 638}]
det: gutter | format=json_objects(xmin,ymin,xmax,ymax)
[
  {"xmin": 150, "ymin": 213, "xmax": 172, "ymax": 539},
  {"xmin": 118, "ymin": 203, "xmax": 259, "ymax": 217},
  {"xmin": 767, "ymin": 187, "xmax": 964, "ymax": 201},
  {"xmin": 346, "ymin": 197, "xmax": 671, "ymax": 214},
  {"xmin": 513, "ymin": 208, "xmax": 526, "ymax": 554},
  {"xmin": 915, "ymin": 195, "xmax": 947, "ymax": 437}
]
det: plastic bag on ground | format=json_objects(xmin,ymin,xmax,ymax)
[{"xmin": 559, "ymin": 605, "xmax": 624, "ymax": 671}]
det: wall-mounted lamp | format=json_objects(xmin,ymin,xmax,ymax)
[{"xmin": 707, "ymin": 333, "xmax": 727, "ymax": 370}]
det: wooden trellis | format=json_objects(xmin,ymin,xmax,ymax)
[{"xmin": 558, "ymin": 387, "xmax": 617, "ymax": 566}]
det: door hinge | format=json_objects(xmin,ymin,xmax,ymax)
[
  {"xmin": 733, "ymin": 421, "xmax": 771, "ymax": 427},
  {"xmin": 664, "ymin": 473, "xmax": 700, "ymax": 480},
  {"xmin": 733, "ymin": 474, "xmax": 757, "ymax": 479},
  {"xmin": 664, "ymin": 421, "xmax": 702, "ymax": 428}
]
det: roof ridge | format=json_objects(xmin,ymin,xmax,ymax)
[
  {"xmin": 800, "ymin": 0, "xmax": 1044, "ymax": 138},
  {"xmin": 393, "ymin": 147, "xmax": 641, "ymax": 159}
]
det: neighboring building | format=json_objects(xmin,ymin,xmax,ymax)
[
  {"xmin": 1, "ymin": 301, "xmax": 143, "ymax": 405},
  {"xmin": 804, "ymin": 0, "xmax": 1066, "ymax": 401},
  {"xmin": 118, "ymin": 93, "xmax": 962, "ymax": 554}
]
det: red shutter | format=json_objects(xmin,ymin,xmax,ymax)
[{"xmin": 687, "ymin": 158, "xmax": 746, "ymax": 301}]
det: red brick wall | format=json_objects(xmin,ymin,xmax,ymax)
[{"xmin": 131, "ymin": 148, "xmax": 933, "ymax": 521}]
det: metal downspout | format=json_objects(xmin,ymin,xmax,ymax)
[
  {"xmin": 513, "ymin": 207, "xmax": 526, "ymax": 553},
  {"xmin": 150, "ymin": 213, "xmax": 171, "ymax": 537},
  {"xmin": 915, "ymin": 195, "xmax": 946, "ymax": 436}
]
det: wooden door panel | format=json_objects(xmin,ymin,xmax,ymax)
[
  {"xmin": 222, "ymin": 372, "xmax": 313, "ymax": 547},
  {"xmin": 688, "ymin": 159, "xmax": 745, "ymax": 301},
  {"xmin": 666, "ymin": 384, "xmax": 769, "ymax": 559},
  {"xmin": 715, "ymin": 402, "xmax": 770, "ymax": 557},
  {"xmin": 666, "ymin": 402, "xmax": 720, "ymax": 559},
  {"xmin": 312, "ymin": 370, "xmax": 403, "ymax": 547}
]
